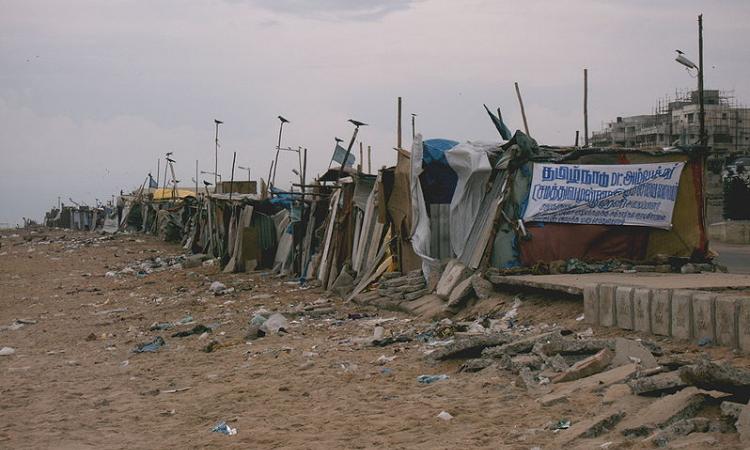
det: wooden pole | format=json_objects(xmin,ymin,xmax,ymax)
[
  {"xmin": 229, "ymin": 151, "xmax": 236, "ymax": 200},
  {"xmin": 359, "ymin": 142, "xmax": 363, "ymax": 173},
  {"xmin": 514, "ymin": 82, "xmax": 530, "ymax": 136},
  {"xmin": 584, "ymin": 68, "xmax": 589, "ymax": 147},
  {"xmin": 367, "ymin": 145, "xmax": 372, "ymax": 174},
  {"xmin": 575, "ymin": 130, "xmax": 580, "ymax": 147},
  {"xmin": 397, "ymin": 97, "xmax": 402, "ymax": 149}
]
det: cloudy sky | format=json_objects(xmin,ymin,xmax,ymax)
[{"xmin": 1, "ymin": 0, "xmax": 748, "ymax": 226}]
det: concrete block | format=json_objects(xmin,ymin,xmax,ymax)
[
  {"xmin": 633, "ymin": 287, "xmax": 651, "ymax": 333},
  {"xmin": 583, "ymin": 284, "xmax": 600, "ymax": 325},
  {"xmin": 715, "ymin": 296, "xmax": 738, "ymax": 348},
  {"xmin": 651, "ymin": 289, "xmax": 672, "ymax": 336},
  {"xmin": 615, "ymin": 286, "xmax": 634, "ymax": 330},
  {"xmin": 435, "ymin": 260, "xmax": 470, "ymax": 299},
  {"xmin": 671, "ymin": 290, "xmax": 694, "ymax": 340},
  {"xmin": 738, "ymin": 298, "xmax": 750, "ymax": 352},
  {"xmin": 599, "ymin": 284, "xmax": 617, "ymax": 327},
  {"xmin": 691, "ymin": 292, "xmax": 716, "ymax": 344}
]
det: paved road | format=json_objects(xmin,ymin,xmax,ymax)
[{"xmin": 712, "ymin": 241, "xmax": 750, "ymax": 274}]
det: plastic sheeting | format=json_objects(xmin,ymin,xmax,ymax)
[
  {"xmin": 445, "ymin": 142, "xmax": 494, "ymax": 258},
  {"xmin": 410, "ymin": 134, "xmax": 438, "ymax": 277}
]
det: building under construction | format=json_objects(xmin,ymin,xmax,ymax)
[{"xmin": 592, "ymin": 89, "xmax": 750, "ymax": 156}]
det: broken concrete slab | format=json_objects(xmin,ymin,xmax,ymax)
[
  {"xmin": 617, "ymin": 387, "xmax": 709, "ymax": 437},
  {"xmin": 539, "ymin": 363, "xmax": 638, "ymax": 407},
  {"xmin": 552, "ymin": 348, "xmax": 613, "ymax": 383},
  {"xmin": 458, "ymin": 358, "xmax": 494, "ymax": 373},
  {"xmin": 628, "ymin": 371, "xmax": 687, "ymax": 396},
  {"xmin": 602, "ymin": 384, "xmax": 632, "ymax": 404},
  {"xmin": 435, "ymin": 260, "xmax": 470, "ymax": 299},
  {"xmin": 470, "ymin": 273, "xmax": 494, "ymax": 300},
  {"xmin": 501, "ymin": 354, "xmax": 544, "ymax": 374},
  {"xmin": 610, "ymin": 338, "xmax": 658, "ymax": 369},
  {"xmin": 534, "ymin": 337, "xmax": 614, "ymax": 357},
  {"xmin": 720, "ymin": 400, "xmax": 743, "ymax": 421},
  {"xmin": 482, "ymin": 331, "xmax": 561, "ymax": 359},
  {"xmin": 551, "ymin": 409, "xmax": 626, "ymax": 447},
  {"xmin": 403, "ymin": 289, "xmax": 429, "ymax": 301},
  {"xmin": 645, "ymin": 417, "xmax": 711, "ymax": 447},
  {"xmin": 428, "ymin": 334, "xmax": 510, "ymax": 361},
  {"xmin": 665, "ymin": 433, "xmax": 718, "ymax": 449},
  {"xmin": 447, "ymin": 276, "xmax": 474, "ymax": 307},
  {"xmin": 679, "ymin": 359, "xmax": 750, "ymax": 396},
  {"xmin": 515, "ymin": 367, "xmax": 550, "ymax": 392},
  {"xmin": 402, "ymin": 294, "xmax": 450, "ymax": 320}
]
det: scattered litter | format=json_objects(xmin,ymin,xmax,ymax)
[
  {"xmin": 260, "ymin": 313, "xmax": 289, "ymax": 335},
  {"xmin": 373, "ymin": 335, "xmax": 412, "ymax": 347},
  {"xmin": 94, "ymin": 307, "xmax": 128, "ymax": 316},
  {"xmin": 209, "ymin": 281, "xmax": 229, "ymax": 295},
  {"xmin": 133, "ymin": 336, "xmax": 165, "ymax": 353},
  {"xmin": 417, "ymin": 374, "xmax": 449, "ymax": 384},
  {"xmin": 159, "ymin": 409, "xmax": 176, "ymax": 416},
  {"xmin": 437, "ymin": 411, "xmax": 453, "ymax": 421},
  {"xmin": 0, "ymin": 347, "xmax": 16, "ymax": 356},
  {"xmin": 161, "ymin": 387, "xmax": 190, "ymax": 394},
  {"xmin": 172, "ymin": 325, "xmax": 211, "ymax": 338},
  {"xmin": 575, "ymin": 314, "xmax": 585, "ymax": 321},
  {"xmin": 177, "ymin": 315, "xmax": 194, "ymax": 325},
  {"xmin": 150, "ymin": 322, "xmax": 174, "ymax": 331},
  {"xmin": 374, "ymin": 355, "xmax": 397, "ymax": 365},
  {"xmin": 211, "ymin": 421, "xmax": 237, "ymax": 436},
  {"xmin": 551, "ymin": 419, "xmax": 571, "ymax": 431},
  {"xmin": 0, "ymin": 319, "xmax": 36, "ymax": 332}
]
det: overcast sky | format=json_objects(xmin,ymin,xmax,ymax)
[{"xmin": 1, "ymin": 0, "xmax": 748, "ymax": 226}]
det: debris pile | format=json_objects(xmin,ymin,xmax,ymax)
[
  {"xmin": 377, "ymin": 270, "xmax": 428, "ymax": 301},
  {"xmin": 422, "ymin": 313, "xmax": 750, "ymax": 447}
]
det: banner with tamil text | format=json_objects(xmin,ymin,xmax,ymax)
[{"xmin": 522, "ymin": 162, "xmax": 685, "ymax": 229}]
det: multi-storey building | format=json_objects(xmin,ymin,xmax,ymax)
[{"xmin": 592, "ymin": 90, "xmax": 750, "ymax": 156}]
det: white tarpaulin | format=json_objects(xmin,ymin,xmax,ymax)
[
  {"xmin": 445, "ymin": 142, "xmax": 493, "ymax": 258},
  {"xmin": 409, "ymin": 134, "xmax": 438, "ymax": 278},
  {"xmin": 523, "ymin": 162, "xmax": 685, "ymax": 229}
]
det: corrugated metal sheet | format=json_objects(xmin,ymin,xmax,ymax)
[{"xmin": 429, "ymin": 203, "xmax": 452, "ymax": 261}]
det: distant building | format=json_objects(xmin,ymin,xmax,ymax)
[{"xmin": 592, "ymin": 90, "xmax": 750, "ymax": 156}]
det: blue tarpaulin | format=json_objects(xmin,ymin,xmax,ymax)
[{"xmin": 420, "ymin": 139, "xmax": 459, "ymax": 205}]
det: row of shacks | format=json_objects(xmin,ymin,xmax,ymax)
[{"xmin": 44, "ymin": 121, "xmax": 709, "ymax": 301}]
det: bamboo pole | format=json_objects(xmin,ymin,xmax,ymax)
[{"xmin": 514, "ymin": 82, "xmax": 530, "ymax": 136}]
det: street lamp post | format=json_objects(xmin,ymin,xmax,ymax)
[
  {"xmin": 339, "ymin": 120, "xmax": 367, "ymax": 179},
  {"xmin": 674, "ymin": 14, "xmax": 705, "ymax": 148},
  {"xmin": 237, "ymin": 165, "xmax": 251, "ymax": 181},
  {"xmin": 271, "ymin": 115, "xmax": 290, "ymax": 189}
]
